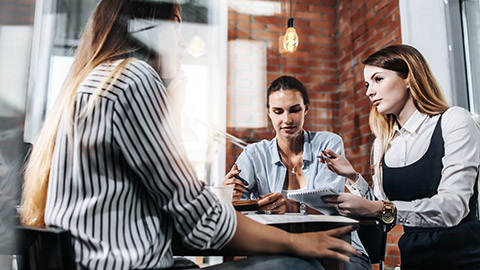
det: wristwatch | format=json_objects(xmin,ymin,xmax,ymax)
[
  {"xmin": 378, "ymin": 200, "xmax": 396, "ymax": 225},
  {"xmin": 298, "ymin": 203, "xmax": 307, "ymax": 215}
]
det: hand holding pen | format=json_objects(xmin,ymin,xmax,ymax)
[
  {"xmin": 317, "ymin": 149, "xmax": 359, "ymax": 183},
  {"xmin": 222, "ymin": 164, "xmax": 249, "ymax": 200}
]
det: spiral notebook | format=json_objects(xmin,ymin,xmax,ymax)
[{"xmin": 286, "ymin": 187, "xmax": 339, "ymax": 215}]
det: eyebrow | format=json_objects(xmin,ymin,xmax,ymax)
[
  {"xmin": 272, "ymin": 104, "xmax": 301, "ymax": 110},
  {"xmin": 369, "ymin": 71, "xmax": 381, "ymax": 80}
]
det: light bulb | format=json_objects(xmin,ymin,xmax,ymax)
[
  {"xmin": 187, "ymin": 34, "xmax": 206, "ymax": 57},
  {"xmin": 283, "ymin": 27, "xmax": 298, "ymax": 53},
  {"xmin": 279, "ymin": 18, "xmax": 298, "ymax": 54}
]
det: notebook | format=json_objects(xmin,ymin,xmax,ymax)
[{"xmin": 286, "ymin": 187, "xmax": 340, "ymax": 215}]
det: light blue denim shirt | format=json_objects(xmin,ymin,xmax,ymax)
[
  {"xmin": 236, "ymin": 130, "xmax": 345, "ymax": 199},
  {"xmin": 234, "ymin": 130, "xmax": 367, "ymax": 256}
]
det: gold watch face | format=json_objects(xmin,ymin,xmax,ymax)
[{"xmin": 382, "ymin": 211, "xmax": 395, "ymax": 224}]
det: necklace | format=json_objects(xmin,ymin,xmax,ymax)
[{"xmin": 279, "ymin": 150, "xmax": 302, "ymax": 174}]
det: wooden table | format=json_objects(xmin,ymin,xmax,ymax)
[{"xmin": 172, "ymin": 213, "xmax": 359, "ymax": 270}]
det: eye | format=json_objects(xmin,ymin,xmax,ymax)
[
  {"xmin": 290, "ymin": 107, "xmax": 302, "ymax": 113},
  {"xmin": 273, "ymin": 109, "xmax": 283, "ymax": 115},
  {"xmin": 375, "ymin": 76, "xmax": 383, "ymax": 83},
  {"xmin": 365, "ymin": 82, "xmax": 369, "ymax": 89}
]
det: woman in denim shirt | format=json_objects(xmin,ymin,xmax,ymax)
[{"xmin": 223, "ymin": 75, "xmax": 371, "ymax": 270}]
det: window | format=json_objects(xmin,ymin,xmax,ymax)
[{"xmin": 461, "ymin": 0, "xmax": 480, "ymax": 124}]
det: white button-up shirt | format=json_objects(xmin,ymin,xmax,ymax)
[{"xmin": 349, "ymin": 107, "xmax": 480, "ymax": 227}]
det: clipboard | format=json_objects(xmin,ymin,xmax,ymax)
[{"xmin": 232, "ymin": 200, "xmax": 260, "ymax": 212}]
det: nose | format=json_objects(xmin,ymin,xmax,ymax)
[
  {"xmin": 366, "ymin": 85, "xmax": 375, "ymax": 99},
  {"xmin": 283, "ymin": 112, "xmax": 293, "ymax": 124}
]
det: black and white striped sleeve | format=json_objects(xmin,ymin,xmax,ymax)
[{"xmin": 113, "ymin": 61, "xmax": 236, "ymax": 250}]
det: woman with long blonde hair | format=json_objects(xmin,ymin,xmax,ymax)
[
  {"xmin": 20, "ymin": 0, "xmax": 359, "ymax": 269},
  {"xmin": 320, "ymin": 44, "xmax": 480, "ymax": 269}
]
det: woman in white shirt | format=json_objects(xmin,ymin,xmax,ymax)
[{"xmin": 320, "ymin": 44, "xmax": 480, "ymax": 269}]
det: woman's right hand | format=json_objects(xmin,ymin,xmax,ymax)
[
  {"xmin": 222, "ymin": 164, "xmax": 248, "ymax": 200},
  {"xmin": 291, "ymin": 226, "xmax": 360, "ymax": 262},
  {"xmin": 319, "ymin": 149, "xmax": 358, "ymax": 183},
  {"xmin": 229, "ymin": 212, "xmax": 360, "ymax": 263}
]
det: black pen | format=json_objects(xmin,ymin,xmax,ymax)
[
  {"xmin": 318, "ymin": 151, "xmax": 334, "ymax": 160},
  {"xmin": 233, "ymin": 174, "xmax": 249, "ymax": 186}
]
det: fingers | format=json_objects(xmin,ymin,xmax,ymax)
[
  {"xmin": 258, "ymin": 193, "xmax": 279, "ymax": 205},
  {"xmin": 257, "ymin": 193, "xmax": 286, "ymax": 213},
  {"xmin": 322, "ymin": 149, "xmax": 338, "ymax": 158},
  {"xmin": 223, "ymin": 164, "xmax": 248, "ymax": 191},
  {"xmin": 325, "ymin": 225, "xmax": 357, "ymax": 238},
  {"xmin": 322, "ymin": 227, "xmax": 360, "ymax": 262},
  {"xmin": 318, "ymin": 150, "xmax": 337, "ymax": 172},
  {"xmin": 298, "ymin": 230, "xmax": 359, "ymax": 263},
  {"xmin": 322, "ymin": 195, "xmax": 340, "ymax": 204}
]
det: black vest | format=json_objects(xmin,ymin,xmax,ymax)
[
  {"xmin": 382, "ymin": 114, "xmax": 478, "ymax": 227},
  {"xmin": 381, "ymin": 114, "xmax": 480, "ymax": 269}
]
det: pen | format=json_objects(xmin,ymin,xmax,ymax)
[
  {"xmin": 317, "ymin": 152, "xmax": 334, "ymax": 160},
  {"xmin": 321, "ymin": 150, "xmax": 335, "ymax": 158},
  {"xmin": 233, "ymin": 174, "xmax": 249, "ymax": 186},
  {"xmin": 317, "ymin": 155, "xmax": 335, "ymax": 161}
]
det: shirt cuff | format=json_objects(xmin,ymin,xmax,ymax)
[
  {"xmin": 346, "ymin": 174, "xmax": 370, "ymax": 197},
  {"xmin": 393, "ymin": 200, "xmax": 416, "ymax": 226}
]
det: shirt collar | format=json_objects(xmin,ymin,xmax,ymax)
[
  {"xmin": 394, "ymin": 109, "xmax": 428, "ymax": 134},
  {"xmin": 271, "ymin": 130, "xmax": 311, "ymax": 165}
]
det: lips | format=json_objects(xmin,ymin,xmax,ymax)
[
  {"xmin": 372, "ymin": 99, "xmax": 381, "ymax": 106},
  {"xmin": 282, "ymin": 126, "xmax": 296, "ymax": 132}
]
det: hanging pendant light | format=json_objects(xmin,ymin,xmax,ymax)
[
  {"xmin": 188, "ymin": 33, "xmax": 206, "ymax": 57},
  {"xmin": 279, "ymin": 0, "xmax": 299, "ymax": 54}
]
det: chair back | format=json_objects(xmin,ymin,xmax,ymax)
[
  {"xmin": 18, "ymin": 226, "xmax": 75, "ymax": 270},
  {"xmin": 357, "ymin": 221, "xmax": 387, "ymax": 265}
]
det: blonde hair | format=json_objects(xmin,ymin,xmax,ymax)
[
  {"xmin": 21, "ymin": 0, "xmax": 179, "ymax": 227},
  {"xmin": 363, "ymin": 44, "xmax": 450, "ymax": 183}
]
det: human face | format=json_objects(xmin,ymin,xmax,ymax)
[
  {"xmin": 157, "ymin": 10, "xmax": 186, "ymax": 78},
  {"xmin": 129, "ymin": 9, "xmax": 186, "ymax": 79},
  {"xmin": 364, "ymin": 65, "xmax": 414, "ymax": 118},
  {"xmin": 268, "ymin": 89, "xmax": 308, "ymax": 139}
]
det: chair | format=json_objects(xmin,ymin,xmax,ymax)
[
  {"xmin": 357, "ymin": 220, "xmax": 387, "ymax": 270},
  {"xmin": 18, "ymin": 226, "xmax": 75, "ymax": 270}
]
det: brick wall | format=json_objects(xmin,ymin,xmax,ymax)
[
  {"xmin": 227, "ymin": 0, "xmax": 402, "ymax": 268},
  {"xmin": 335, "ymin": 1, "xmax": 401, "ymax": 268}
]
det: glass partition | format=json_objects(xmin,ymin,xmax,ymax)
[
  {"xmin": 0, "ymin": 0, "xmax": 35, "ymax": 263},
  {"xmin": 24, "ymin": 0, "xmax": 228, "ymax": 185}
]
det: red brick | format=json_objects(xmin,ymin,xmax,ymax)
[
  {"xmin": 295, "ymin": 11, "xmax": 323, "ymax": 21},
  {"xmin": 296, "ymin": 26, "xmax": 325, "ymax": 36},
  {"xmin": 309, "ymin": 5, "xmax": 335, "ymax": 13},
  {"xmin": 253, "ymin": 16, "xmax": 281, "ymax": 25},
  {"xmin": 384, "ymin": 1, "xmax": 399, "ymax": 17},
  {"xmin": 310, "ymin": 20, "xmax": 336, "ymax": 29}
]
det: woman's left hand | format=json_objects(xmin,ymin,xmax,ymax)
[
  {"xmin": 257, "ymin": 193, "xmax": 298, "ymax": 214},
  {"xmin": 323, "ymin": 193, "xmax": 383, "ymax": 218}
]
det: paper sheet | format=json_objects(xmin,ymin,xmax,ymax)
[{"xmin": 244, "ymin": 213, "xmax": 358, "ymax": 225}]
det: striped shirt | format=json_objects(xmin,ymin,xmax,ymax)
[{"xmin": 44, "ymin": 59, "xmax": 237, "ymax": 270}]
